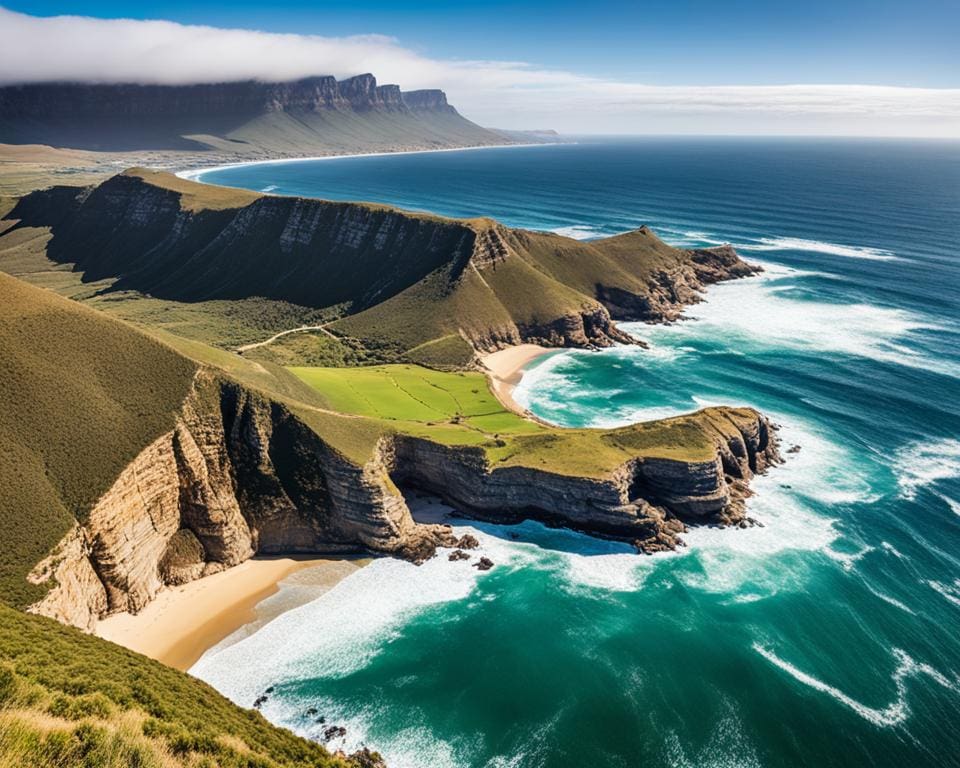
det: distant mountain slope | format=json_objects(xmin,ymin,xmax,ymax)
[
  {"xmin": 4, "ymin": 169, "xmax": 758, "ymax": 366},
  {"xmin": 0, "ymin": 74, "xmax": 508, "ymax": 153}
]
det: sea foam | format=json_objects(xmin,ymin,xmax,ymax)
[
  {"xmin": 893, "ymin": 438, "xmax": 960, "ymax": 500},
  {"xmin": 627, "ymin": 266, "xmax": 952, "ymax": 377},
  {"xmin": 550, "ymin": 224, "xmax": 606, "ymax": 240},
  {"xmin": 753, "ymin": 645, "xmax": 954, "ymax": 727},
  {"xmin": 736, "ymin": 236, "xmax": 898, "ymax": 261}
]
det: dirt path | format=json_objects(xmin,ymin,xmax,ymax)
[{"xmin": 236, "ymin": 323, "xmax": 338, "ymax": 353}]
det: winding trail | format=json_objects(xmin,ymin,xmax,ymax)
[{"xmin": 236, "ymin": 323, "xmax": 337, "ymax": 353}]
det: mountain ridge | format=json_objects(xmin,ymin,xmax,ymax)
[
  {"xmin": 4, "ymin": 168, "xmax": 759, "ymax": 367},
  {"xmin": 0, "ymin": 74, "xmax": 508, "ymax": 153}
]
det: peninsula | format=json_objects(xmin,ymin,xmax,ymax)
[{"xmin": 0, "ymin": 80, "xmax": 778, "ymax": 768}]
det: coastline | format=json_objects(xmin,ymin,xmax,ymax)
[
  {"xmin": 94, "ymin": 556, "xmax": 365, "ymax": 671},
  {"xmin": 174, "ymin": 141, "xmax": 565, "ymax": 182},
  {"xmin": 480, "ymin": 344, "xmax": 557, "ymax": 415}
]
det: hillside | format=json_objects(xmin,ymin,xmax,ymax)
[
  {"xmin": 0, "ymin": 200, "xmax": 779, "ymax": 767},
  {"xmin": 0, "ymin": 268, "xmax": 777, "ymax": 622},
  {"xmin": 0, "ymin": 75, "xmax": 507, "ymax": 154},
  {"xmin": 0, "ymin": 603, "xmax": 380, "ymax": 768},
  {"xmin": 2, "ymin": 169, "xmax": 758, "ymax": 367}
]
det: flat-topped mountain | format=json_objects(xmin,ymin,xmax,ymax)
[{"xmin": 0, "ymin": 73, "xmax": 507, "ymax": 153}]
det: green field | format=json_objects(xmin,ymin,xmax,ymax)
[
  {"xmin": 286, "ymin": 363, "xmax": 731, "ymax": 478},
  {"xmin": 289, "ymin": 364, "xmax": 543, "ymax": 438}
]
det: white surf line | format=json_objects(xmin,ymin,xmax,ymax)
[
  {"xmin": 754, "ymin": 644, "xmax": 954, "ymax": 728},
  {"xmin": 236, "ymin": 324, "xmax": 336, "ymax": 353},
  {"xmin": 175, "ymin": 141, "xmax": 565, "ymax": 181}
]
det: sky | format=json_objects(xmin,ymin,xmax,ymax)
[{"xmin": 2, "ymin": 1, "xmax": 958, "ymax": 137}]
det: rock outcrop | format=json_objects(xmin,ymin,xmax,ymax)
[
  {"xmin": 28, "ymin": 361, "xmax": 779, "ymax": 632},
  {"xmin": 28, "ymin": 370, "xmax": 455, "ymax": 631},
  {"xmin": 389, "ymin": 408, "xmax": 780, "ymax": 553}
]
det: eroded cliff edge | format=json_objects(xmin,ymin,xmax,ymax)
[
  {"xmin": 28, "ymin": 365, "xmax": 779, "ymax": 632},
  {"xmin": 1, "ymin": 174, "xmax": 781, "ymax": 635},
  {"xmin": 5, "ymin": 170, "xmax": 761, "ymax": 367},
  {"xmin": 27, "ymin": 370, "xmax": 454, "ymax": 630}
]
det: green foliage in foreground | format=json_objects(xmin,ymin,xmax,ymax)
[{"xmin": 0, "ymin": 604, "xmax": 368, "ymax": 768}]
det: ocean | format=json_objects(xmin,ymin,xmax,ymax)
[{"xmin": 189, "ymin": 138, "xmax": 960, "ymax": 767}]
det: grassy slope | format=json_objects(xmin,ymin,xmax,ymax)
[
  {"xmin": 0, "ymin": 273, "xmax": 380, "ymax": 766},
  {"xmin": 201, "ymin": 108, "xmax": 506, "ymax": 155},
  {"xmin": 0, "ymin": 171, "xmax": 707, "ymax": 367},
  {"xmin": 0, "ymin": 604, "xmax": 358, "ymax": 768},
  {"xmin": 0, "ymin": 271, "xmax": 198, "ymax": 608},
  {"xmin": 287, "ymin": 364, "xmax": 725, "ymax": 478}
]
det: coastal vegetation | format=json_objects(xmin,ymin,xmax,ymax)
[
  {"xmin": 0, "ymin": 271, "xmax": 197, "ymax": 608},
  {"xmin": 0, "ymin": 604, "xmax": 370, "ymax": 768},
  {"xmin": 0, "ymin": 154, "xmax": 775, "ymax": 768},
  {"xmin": 2, "ymin": 169, "xmax": 755, "ymax": 370}
]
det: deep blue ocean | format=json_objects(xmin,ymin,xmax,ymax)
[{"xmin": 189, "ymin": 139, "xmax": 960, "ymax": 768}]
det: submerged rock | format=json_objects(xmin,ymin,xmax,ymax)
[{"xmin": 323, "ymin": 725, "xmax": 347, "ymax": 742}]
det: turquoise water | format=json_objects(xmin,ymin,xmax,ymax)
[{"xmin": 190, "ymin": 139, "xmax": 960, "ymax": 767}]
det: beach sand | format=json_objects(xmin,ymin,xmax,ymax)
[
  {"xmin": 95, "ymin": 556, "xmax": 365, "ymax": 671},
  {"xmin": 480, "ymin": 344, "xmax": 553, "ymax": 414}
]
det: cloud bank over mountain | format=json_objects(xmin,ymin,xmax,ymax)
[{"xmin": 1, "ymin": 7, "xmax": 957, "ymax": 137}]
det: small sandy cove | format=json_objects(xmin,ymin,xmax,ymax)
[
  {"xmin": 94, "ymin": 346, "xmax": 550, "ymax": 672},
  {"xmin": 480, "ymin": 344, "xmax": 552, "ymax": 414},
  {"xmin": 95, "ymin": 556, "xmax": 361, "ymax": 671}
]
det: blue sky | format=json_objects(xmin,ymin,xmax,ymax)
[
  {"xmin": 1, "ymin": 2, "xmax": 958, "ymax": 136},
  {"xmin": 7, "ymin": 0, "xmax": 959, "ymax": 87}
]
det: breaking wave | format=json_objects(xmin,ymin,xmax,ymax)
[
  {"xmin": 549, "ymin": 224, "xmax": 607, "ymax": 240},
  {"xmin": 736, "ymin": 236, "xmax": 898, "ymax": 261},
  {"xmin": 753, "ymin": 645, "xmax": 953, "ymax": 727},
  {"xmin": 893, "ymin": 439, "xmax": 960, "ymax": 500}
]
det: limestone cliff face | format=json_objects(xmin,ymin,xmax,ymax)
[
  {"xmin": 389, "ymin": 408, "xmax": 780, "ymax": 553},
  {"xmin": 28, "ymin": 371, "xmax": 455, "ymax": 631},
  {"xmin": 28, "ymin": 363, "xmax": 779, "ymax": 632}
]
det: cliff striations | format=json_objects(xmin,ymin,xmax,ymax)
[{"xmin": 5, "ymin": 170, "xmax": 761, "ymax": 366}]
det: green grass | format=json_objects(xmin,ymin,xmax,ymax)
[
  {"xmin": 288, "ymin": 364, "xmax": 540, "ymax": 435},
  {"xmin": 0, "ymin": 272, "xmax": 198, "ymax": 608},
  {"xmin": 1, "ymin": 171, "xmax": 714, "ymax": 368},
  {"xmin": 286, "ymin": 363, "xmax": 725, "ymax": 478},
  {"xmin": 0, "ymin": 604, "xmax": 367, "ymax": 768}
]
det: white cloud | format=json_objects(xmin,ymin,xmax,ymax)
[{"xmin": 1, "ymin": 7, "xmax": 958, "ymax": 137}]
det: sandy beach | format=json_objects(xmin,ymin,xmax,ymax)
[
  {"xmin": 480, "ymin": 344, "xmax": 554, "ymax": 414},
  {"xmin": 95, "ymin": 556, "xmax": 365, "ymax": 671}
]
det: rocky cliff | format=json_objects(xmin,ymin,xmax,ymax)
[
  {"xmin": 390, "ymin": 407, "xmax": 780, "ymax": 552},
  {"xmin": 0, "ymin": 74, "xmax": 506, "ymax": 152},
  {"xmin": 27, "ymin": 370, "xmax": 457, "ymax": 631},
  {"xmin": 0, "ymin": 75, "xmax": 454, "ymax": 118},
  {"xmin": 5, "ymin": 171, "xmax": 761, "ymax": 365},
  {"xmin": 28, "ymin": 366, "xmax": 779, "ymax": 632}
]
